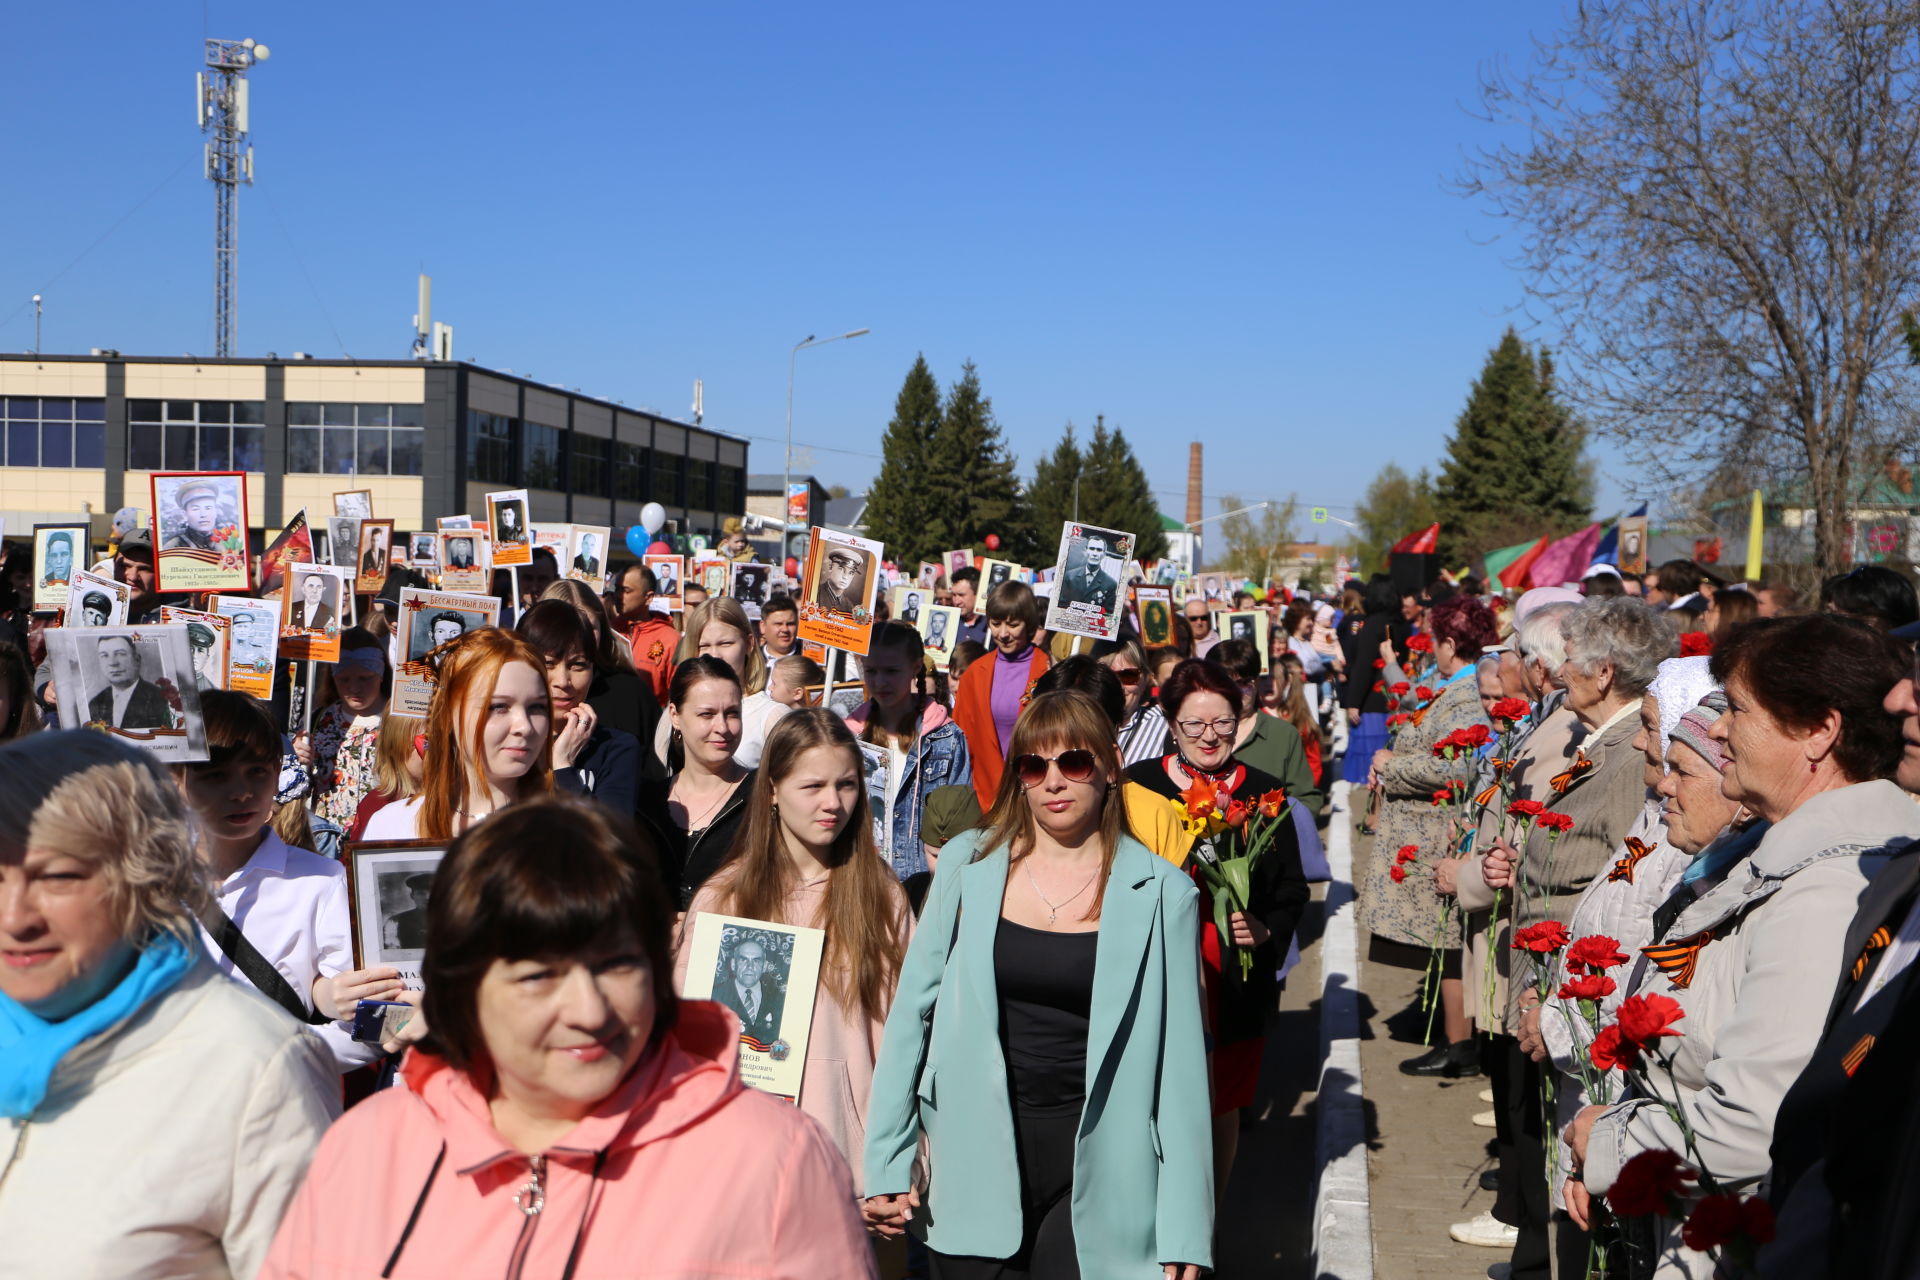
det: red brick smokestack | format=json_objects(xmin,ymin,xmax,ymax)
[{"xmin": 1186, "ymin": 442, "xmax": 1203, "ymax": 528}]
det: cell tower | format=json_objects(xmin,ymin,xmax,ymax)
[{"xmin": 197, "ymin": 38, "xmax": 269, "ymax": 358}]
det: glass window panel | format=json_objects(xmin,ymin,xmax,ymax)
[
  {"xmin": 653, "ymin": 452, "xmax": 682, "ymax": 505},
  {"xmin": 3, "ymin": 398, "xmax": 35, "ymax": 420},
  {"xmin": 356, "ymin": 429, "xmax": 390, "ymax": 475},
  {"xmin": 288, "ymin": 402, "xmax": 321, "ymax": 426},
  {"xmin": 288, "ymin": 427, "xmax": 322, "ymax": 473},
  {"xmin": 356, "ymin": 404, "xmax": 390, "ymax": 427},
  {"xmin": 321, "ymin": 403, "xmax": 356, "ymax": 426},
  {"xmin": 322, "ymin": 427, "xmax": 357, "ymax": 475},
  {"xmin": 390, "ymin": 428, "xmax": 423, "ymax": 476},
  {"xmin": 234, "ymin": 401, "xmax": 264, "ymax": 425},
  {"xmin": 72, "ymin": 399, "xmax": 104, "ymax": 422},
  {"xmin": 38, "ymin": 398, "xmax": 73, "ymax": 421},
  {"xmin": 164, "ymin": 400, "xmax": 197, "ymax": 422},
  {"xmin": 391, "ymin": 402, "xmax": 423, "ymax": 427},
  {"xmin": 127, "ymin": 399, "xmax": 162, "ymax": 423},
  {"xmin": 74, "ymin": 422, "xmax": 104, "ymax": 468},
  {"xmin": 196, "ymin": 401, "xmax": 231, "ymax": 424},
  {"xmin": 198, "ymin": 426, "xmax": 231, "ymax": 471},
  {"xmin": 233, "ymin": 426, "xmax": 264, "ymax": 472},
  {"xmin": 8, "ymin": 421, "xmax": 36, "ymax": 465},
  {"xmin": 163, "ymin": 424, "xmax": 197, "ymax": 470},
  {"xmin": 128, "ymin": 423, "xmax": 163, "ymax": 470},
  {"xmin": 40, "ymin": 422, "xmax": 72, "ymax": 468}
]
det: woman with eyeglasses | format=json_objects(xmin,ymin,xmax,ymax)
[
  {"xmin": 864, "ymin": 690, "xmax": 1212, "ymax": 1279},
  {"xmin": 1094, "ymin": 637, "xmax": 1170, "ymax": 766},
  {"xmin": 1125, "ymin": 658, "xmax": 1308, "ymax": 1202},
  {"xmin": 1212, "ymin": 637, "xmax": 1324, "ymax": 816}
]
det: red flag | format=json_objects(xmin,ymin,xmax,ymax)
[
  {"xmin": 1497, "ymin": 536, "xmax": 1550, "ymax": 590},
  {"xmin": 1391, "ymin": 523, "xmax": 1441, "ymax": 554}
]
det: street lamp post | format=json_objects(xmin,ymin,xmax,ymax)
[
  {"xmin": 1071, "ymin": 464, "xmax": 1111, "ymax": 523},
  {"xmin": 1184, "ymin": 501, "xmax": 1270, "ymax": 574},
  {"xmin": 784, "ymin": 328, "xmax": 870, "ymax": 556}
]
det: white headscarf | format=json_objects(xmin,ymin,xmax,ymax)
[{"xmin": 1649, "ymin": 655, "xmax": 1717, "ymax": 758}]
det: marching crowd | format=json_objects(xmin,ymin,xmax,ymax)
[{"xmin": 3, "ymin": 528, "xmax": 1919, "ymax": 1279}]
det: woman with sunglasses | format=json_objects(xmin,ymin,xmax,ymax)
[
  {"xmin": 1095, "ymin": 637, "xmax": 1170, "ymax": 766},
  {"xmin": 843, "ymin": 621, "xmax": 971, "ymax": 882},
  {"xmin": 864, "ymin": 690, "xmax": 1212, "ymax": 1279},
  {"xmin": 1125, "ymin": 657, "xmax": 1308, "ymax": 1202}
]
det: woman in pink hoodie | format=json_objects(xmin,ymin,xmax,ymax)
[{"xmin": 261, "ymin": 795, "xmax": 873, "ymax": 1280}]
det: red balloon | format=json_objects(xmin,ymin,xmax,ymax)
[
  {"xmin": 785, "ymin": 557, "xmax": 800, "ymax": 576},
  {"xmin": 985, "ymin": 534, "xmax": 1001, "ymax": 551},
  {"xmin": 647, "ymin": 540, "xmax": 671, "ymax": 555}
]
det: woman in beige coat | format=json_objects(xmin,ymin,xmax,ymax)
[{"xmin": 1565, "ymin": 615, "xmax": 1920, "ymax": 1278}]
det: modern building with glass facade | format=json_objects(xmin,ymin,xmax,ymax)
[{"xmin": 0, "ymin": 353, "xmax": 747, "ymax": 545}]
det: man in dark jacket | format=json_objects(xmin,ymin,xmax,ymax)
[
  {"xmin": 87, "ymin": 634, "xmax": 172, "ymax": 729},
  {"xmin": 712, "ymin": 938, "xmax": 785, "ymax": 1042}
]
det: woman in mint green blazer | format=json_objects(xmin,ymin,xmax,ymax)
[{"xmin": 863, "ymin": 690, "xmax": 1211, "ymax": 1279}]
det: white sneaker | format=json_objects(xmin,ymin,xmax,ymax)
[
  {"xmin": 1451, "ymin": 1211, "xmax": 1520, "ymax": 1248},
  {"xmin": 1479, "ymin": 1087, "xmax": 1495, "ymax": 1103},
  {"xmin": 1473, "ymin": 1109, "xmax": 1497, "ymax": 1128}
]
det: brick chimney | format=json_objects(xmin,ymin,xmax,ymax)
[{"xmin": 1186, "ymin": 442, "xmax": 1203, "ymax": 528}]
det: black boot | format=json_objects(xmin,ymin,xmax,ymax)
[{"xmin": 1400, "ymin": 1038, "xmax": 1481, "ymax": 1078}]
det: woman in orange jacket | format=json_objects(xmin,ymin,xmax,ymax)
[{"xmin": 953, "ymin": 580, "xmax": 1051, "ymax": 810}]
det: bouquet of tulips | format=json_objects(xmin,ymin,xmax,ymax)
[{"xmin": 1171, "ymin": 782, "xmax": 1290, "ymax": 979}]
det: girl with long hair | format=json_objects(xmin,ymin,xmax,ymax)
[
  {"xmin": 674, "ymin": 709, "xmax": 912, "ymax": 1166},
  {"xmin": 843, "ymin": 621, "xmax": 971, "ymax": 881},
  {"xmin": 517, "ymin": 599, "xmax": 641, "ymax": 815},
  {"xmin": 359, "ymin": 629, "xmax": 553, "ymax": 841},
  {"xmin": 541, "ymin": 577, "xmax": 661, "ymax": 753},
  {"xmin": 345, "ymin": 712, "xmax": 424, "ymax": 841},
  {"xmin": 295, "ymin": 627, "xmax": 391, "ymax": 827},
  {"xmin": 636, "ymin": 655, "xmax": 753, "ymax": 906}
]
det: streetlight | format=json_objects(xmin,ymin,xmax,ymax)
[
  {"xmin": 1072, "ymin": 464, "xmax": 1111, "ymax": 523},
  {"xmin": 784, "ymin": 328, "xmax": 870, "ymax": 553},
  {"xmin": 31, "ymin": 295, "xmax": 42, "ymax": 356},
  {"xmin": 1183, "ymin": 501, "xmax": 1270, "ymax": 574}
]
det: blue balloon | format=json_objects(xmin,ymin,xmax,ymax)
[{"xmin": 625, "ymin": 526, "xmax": 651, "ymax": 557}]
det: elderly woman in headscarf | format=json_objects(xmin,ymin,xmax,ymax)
[{"xmin": 1564, "ymin": 615, "xmax": 1920, "ymax": 1278}]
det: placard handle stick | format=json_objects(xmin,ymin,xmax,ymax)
[
  {"xmin": 823, "ymin": 645, "xmax": 840, "ymax": 692},
  {"xmin": 301, "ymin": 661, "xmax": 317, "ymax": 733},
  {"xmin": 509, "ymin": 565, "xmax": 520, "ymax": 629}
]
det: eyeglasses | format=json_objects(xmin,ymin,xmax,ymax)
[
  {"xmin": 1012, "ymin": 749, "xmax": 1099, "ymax": 788},
  {"xmin": 1110, "ymin": 666, "xmax": 1143, "ymax": 685},
  {"xmin": 1175, "ymin": 716, "xmax": 1238, "ymax": 739}
]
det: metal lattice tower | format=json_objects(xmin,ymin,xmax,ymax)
[{"xmin": 198, "ymin": 38, "xmax": 268, "ymax": 358}]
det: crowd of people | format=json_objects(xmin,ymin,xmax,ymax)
[{"xmin": 3, "ymin": 526, "xmax": 1917, "ymax": 1279}]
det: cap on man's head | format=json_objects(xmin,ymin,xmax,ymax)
[
  {"xmin": 176, "ymin": 480, "xmax": 219, "ymax": 507},
  {"xmin": 82, "ymin": 591, "xmax": 111, "ymax": 614},
  {"xmin": 117, "ymin": 529, "xmax": 153, "ymax": 563},
  {"xmin": 186, "ymin": 622, "xmax": 216, "ymax": 650}
]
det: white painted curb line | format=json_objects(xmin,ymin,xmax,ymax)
[{"xmin": 1312, "ymin": 780, "xmax": 1374, "ymax": 1280}]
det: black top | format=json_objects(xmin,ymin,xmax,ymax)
[
  {"xmin": 588, "ymin": 667, "xmax": 662, "ymax": 751},
  {"xmin": 1338, "ymin": 608, "xmax": 1412, "ymax": 714},
  {"xmin": 995, "ymin": 916, "xmax": 1098, "ymax": 1115},
  {"xmin": 634, "ymin": 770, "xmax": 757, "ymax": 910},
  {"xmin": 552, "ymin": 724, "xmax": 641, "ymax": 819}
]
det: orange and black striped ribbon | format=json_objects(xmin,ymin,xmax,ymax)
[
  {"xmin": 1643, "ymin": 928, "xmax": 1717, "ymax": 990},
  {"xmin": 1550, "ymin": 749, "xmax": 1595, "ymax": 794},
  {"xmin": 1608, "ymin": 837, "xmax": 1655, "ymax": 885},
  {"xmin": 1851, "ymin": 926, "xmax": 1894, "ymax": 983},
  {"xmin": 1843, "ymin": 1033, "xmax": 1877, "ymax": 1078}
]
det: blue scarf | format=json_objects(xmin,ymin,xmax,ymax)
[
  {"xmin": 1682, "ymin": 819, "xmax": 1771, "ymax": 886},
  {"xmin": 0, "ymin": 932, "xmax": 196, "ymax": 1119}
]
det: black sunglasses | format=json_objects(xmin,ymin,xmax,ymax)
[{"xmin": 1013, "ymin": 749, "xmax": 1099, "ymax": 788}]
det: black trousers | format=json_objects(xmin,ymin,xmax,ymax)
[
  {"xmin": 1499, "ymin": 1039, "xmax": 1593, "ymax": 1278},
  {"xmin": 929, "ymin": 1108, "xmax": 1080, "ymax": 1280},
  {"xmin": 1486, "ymin": 1033, "xmax": 1518, "ymax": 1226}
]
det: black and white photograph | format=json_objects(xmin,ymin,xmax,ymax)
[
  {"xmin": 919, "ymin": 603, "xmax": 961, "ymax": 661},
  {"xmin": 646, "ymin": 554, "xmax": 682, "ymax": 609},
  {"xmin": 826, "ymin": 681, "xmax": 868, "ymax": 720},
  {"xmin": 891, "ymin": 586, "xmax": 925, "ymax": 628},
  {"xmin": 393, "ymin": 588, "xmax": 503, "ymax": 715},
  {"xmin": 345, "ymin": 842, "xmax": 450, "ymax": 986},
  {"xmin": 46, "ymin": 624, "xmax": 208, "ymax": 762},
  {"xmin": 355, "ymin": 518, "xmax": 395, "ymax": 594},
  {"xmin": 212, "ymin": 595, "xmax": 278, "ymax": 699},
  {"xmin": 333, "ymin": 489, "xmax": 373, "ymax": 520},
  {"xmin": 567, "ymin": 525, "xmax": 610, "ymax": 592},
  {"xmin": 409, "ymin": 531, "xmax": 437, "ymax": 566},
  {"xmin": 158, "ymin": 609, "xmax": 231, "ymax": 693},
  {"xmin": 1221, "ymin": 609, "xmax": 1271, "ymax": 672},
  {"xmin": 812, "ymin": 544, "xmax": 871, "ymax": 613},
  {"xmin": 729, "ymin": 562, "xmax": 773, "ymax": 619},
  {"xmin": 1045, "ymin": 521, "xmax": 1134, "ymax": 642},
  {"xmin": 486, "ymin": 489, "xmax": 532, "ymax": 566},
  {"xmin": 795, "ymin": 527, "xmax": 884, "ymax": 657},
  {"xmin": 709, "ymin": 928, "xmax": 791, "ymax": 1044},
  {"xmin": 63, "ymin": 569, "xmax": 130, "ymax": 628},
  {"xmin": 981, "ymin": 557, "xmax": 1017, "ymax": 597},
  {"xmin": 326, "ymin": 516, "xmax": 362, "ymax": 569},
  {"xmin": 32, "ymin": 522, "xmax": 88, "ymax": 612},
  {"xmin": 436, "ymin": 514, "xmax": 474, "ymax": 530},
  {"xmin": 281, "ymin": 564, "xmax": 351, "ymax": 662},
  {"xmin": 152, "ymin": 473, "xmax": 244, "ymax": 560},
  {"xmin": 677, "ymin": 911, "xmax": 825, "ymax": 1100},
  {"xmin": 436, "ymin": 529, "xmax": 490, "ymax": 593}
]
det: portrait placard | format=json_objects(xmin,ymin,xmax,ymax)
[
  {"xmin": 919, "ymin": 604, "xmax": 962, "ymax": 665},
  {"xmin": 567, "ymin": 525, "xmax": 611, "ymax": 593},
  {"xmin": 1044, "ymin": 521, "xmax": 1134, "ymax": 642},
  {"xmin": 694, "ymin": 557, "xmax": 730, "ymax": 597},
  {"xmin": 1199, "ymin": 573, "xmax": 1228, "ymax": 602},
  {"xmin": 917, "ymin": 561, "xmax": 941, "ymax": 589},
  {"xmin": 1221, "ymin": 609, "xmax": 1271, "ymax": 671},
  {"xmin": 161, "ymin": 607, "xmax": 232, "ymax": 692},
  {"xmin": 213, "ymin": 594, "xmax": 279, "ymax": 698},
  {"xmin": 392, "ymin": 588, "xmax": 503, "ymax": 717},
  {"xmin": 30, "ymin": 523, "xmax": 89, "ymax": 612},
  {"xmin": 532, "ymin": 522, "xmax": 572, "ymax": 563},
  {"xmin": 45, "ymin": 624, "xmax": 208, "ymax": 762},
  {"xmin": 259, "ymin": 509, "xmax": 314, "ymax": 600},
  {"xmin": 325, "ymin": 516, "xmax": 361, "ymax": 569},
  {"xmin": 280, "ymin": 563, "xmax": 353, "ymax": 663},
  {"xmin": 345, "ymin": 840, "xmax": 449, "ymax": 989},
  {"xmin": 436, "ymin": 514, "xmax": 474, "ymax": 530},
  {"xmin": 354, "ymin": 518, "xmax": 396, "ymax": 595},
  {"xmin": 729, "ymin": 562, "xmax": 774, "ymax": 620},
  {"xmin": 978, "ymin": 558, "xmax": 1019, "ymax": 598},
  {"xmin": 486, "ymin": 489, "xmax": 532, "ymax": 567},
  {"xmin": 679, "ymin": 911, "xmax": 825, "ymax": 1103},
  {"xmin": 1617, "ymin": 515, "xmax": 1649, "ymax": 576},
  {"xmin": 407, "ymin": 530, "xmax": 437, "ymax": 567},
  {"xmin": 332, "ymin": 489, "xmax": 373, "ymax": 519},
  {"xmin": 645, "ymin": 554, "xmax": 684, "ymax": 611},
  {"xmin": 1134, "ymin": 585, "xmax": 1175, "ymax": 647},
  {"xmin": 889, "ymin": 585, "xmax": 929, "ymax": 630},
  {"xmin": 151, "ymin": 471, "xmax": 250, "ymax": 594},
  {"xmin": 64, "ymin": 569, "xmax": 130, "ymax": 628},
  {"xmin": 436, "ymin": 529, "xmax": 491, "ymax": 593},
  {"xmin": 797, "ymin": 526, "xmax": 883, "ymax": 657},
  {"xmin": 944, "ymin": 548, "xmax": 973, "ymax": 581}
]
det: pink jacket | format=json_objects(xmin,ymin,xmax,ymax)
[{"xmin": 260, "ymin": 1001, "xmax": 875, "ymax": 1279}]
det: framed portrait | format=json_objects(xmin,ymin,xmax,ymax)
[
  {"xmin": 408, "ymin": 530, "xmax": 438, "ymax": 567},
  {"xmin": 678, "ymin": 912, "xmax": 825, "ymax": 1102},
  {"xmin": 392, "ymin": 588, "xmax": 503, "ymax": 716},
  {"xmin": 917, "ymin": 561, "xmax": 941, "ymax": 589},
  {"xmin": 280, "ymin": 563, "xmax": 352, "ymax": 662},
  {"xmin": 1134, "ymin": 586, "xmax": 1175, "ymax": 647},
  {"xmin": 213, "ymin": 594, "xmax": 279, "ymax": 698},
  {"xmin": 567, "ymin": 525, "xmax": 611, "ymax": 593},
  {"xmin": 532, "ymin": 522, "xmax": 572, "ymax": 560},
  {"xmin": 45, "ymin": 624, "xmax": 208, "ymax": 762},
  {"xmin": 258, "ymin": 509, "xmax": 314, "ymax": 601},
  {"xmin": 826, "ymin": 680, "xmax": 868, "ymax": 720},
  {"xmin": 919, "ymin": 603, "xmax": 962, "ymax": 664},
  {"xmin": 354, "ymin": 518, "xmax": 396, "ymax": 595},
  {"xmin": 161, "ymin": 606, "xmax": 232, "ymax": 692},
  {"xmin": 729, "ymin": 562, "xmax": 773, "ymax": 619},
  {"xmin": 31, "ymin": 522, "xmax": 89, "ymax": 612},
  {"xmin": 486, "ymin": 489, "xmax": 532, "ymax": 566},
  {"xmin": 151, "ymin": 471, "xmax": 250, "ymax": 594},
  {"xmin": 1221, "ymin": 609, "xmax": 1271, "ymax": 671},
  {"xmin": 64, "ymin": 569, "xmax": 131, "ymax": 628},
  {"xmin": 325, "ymin": 516, "xmax": 361, "ymax": 570},
  {"xmin": 889, "ymin": 585, "xmax": 929, "ymax": 630},
  {"xmin": 1617, "ymin": 515, "xmax": 1649, "ymax": 576},
  {"xmin": 695, "ymin": 557, "xmax": 730, "ymax": 597},
  {"xmin": 436, "ymin": 514, "xmax": 474, "ymax": 530},
  {"xmin": 645, "ymin": 554, "xmax": 684, "ymax": 611},
  {"xmin": 944, "ymin": 548, "xmax": 972, "ymax": 580},
  {"xmin": 979, "ymin": 557, "xmax": 1019, "ymax": 598},
  {"xmin": 345, "ymin": 840, "xmax": 450, "ymax": 989},
  {"xmin": 797, "ymin": 526, "xmax": 883, "ymax": 657},
  {"xmin": 333, "ymin": 490, "xmax": 373, "ymax": 520},
  {"xmin": 436, "ymin": 528, "xmax": 491, "ymax": 593},
  {"xmin": 1045, "ymin": 521, "xmax": 1134, "ymax": 642}
]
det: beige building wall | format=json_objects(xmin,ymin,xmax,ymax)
[
  {"xmin": 0, "ymin": 469, "xmax": 108, "ymax": 527},
  {"xmin": 282, "ymin": 365, "xmax": 426, "ymax": 403},
  {"xmin": 123, "ymin": 363, "xmax": 267, "ymax": 401},
  {"xmin": 284, "ymin": 475, "xmax": 425, "ymax": 530},
  {"xmin": 0, "ymin": 362, "xmax": 108, "ymax": 395}
]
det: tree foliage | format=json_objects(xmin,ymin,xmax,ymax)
[
  {"xmin": 1460, "ymin": 0, "xmax": 1920, "ymax": 573},
  {"xmin": 1347, "ymin": 462, "xmax": 1439, "ymax": 577},
  {"xmin": 1023, "ymin": 417, "xmax": 1170, "ymax": 566},
  {"xmin": 1432, "ymin": 329, "xmax": 1594, "ymax": 563},
  {"xmin": 1212, "ymin": 493, "xmax": 1298, "ymax": 584},
  {"xmin": 861, "ymin": 354, "xmax": 945, "ymax": 567},
  {"xmin": 1026, "ymin": 424, "xmax": 1084, "ymax": 550},
  {"xmin": 922, "ymin": 361, "xmax": 1037, "ymax": 563}
]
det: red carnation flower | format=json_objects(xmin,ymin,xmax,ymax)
[
  {"xmin": 1512, "ymin": 921, "xmax": 1572, "ymax": 953},
  {"xmin": 1373, "ymin": 658, "xmax": 1387, "ymax": 669},
  {"xmin": 1558, "ymin": 973, "xmax": 1617, "ymax": 1003},
  {"xmin": 1396, "ymin": 845, "xmax": 1420, "ymax": 864},
  {"xmin": 1432, "ymin": 789, "xmax": 1452, "ymax": 804},
  {"xmin": 1681, "ymin": 1193, "xmax": 1775, "ymax": 1253},
  {"xmin": 1387, "ymin": 713, "xmax": 1411, "ymax": 728},
  {"xmin": 1535, "ymin": 811, "xmax": 1575, "ymax": 834},
  {"xmin": 1679, "ymin": 631, "xmax": 1713, "ymax": 658},
  {"xmin": 1414, "ymin": 685, "xmax": 1435, "ymax": 701},
  {"xmin": 1565, "ymin": 935, "xmax": 1630, "ymax": 973},
  {"xmin": 1606, "ymin": 1149, "xmax": 1694, "ymax": 1218},
  {"xmin": 1390, "ymin": 864, "xmax": 1408, "ymax": 883},
  {"xmin": 1391, "ymin": 681, "xmax": 1411, "ymax": 696},
  {"xmin": 1407, "ymin": 634, "xmax": 1433, "ymax": 652},
  {"xmin": 1490, "ymin": 696, "xmax": 1531, "ymax": 724},
  {"xmin": 1459, "ymin": 724, "xmax": 1493, "ymax": 748},
  {"xmin": 1589, "ymin": 1024, "xmax": 1639, "ymax": 1071},
  {"xmin": 1616, "ymin": 993, "xmax": 1686, "ymax": 1048},
  {"xmin": 1507, "ymin": 798, "xmax": 1547, "ymax": 821}
]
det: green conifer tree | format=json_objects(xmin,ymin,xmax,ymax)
[
  {"xmin": 1078, "ymin": 417, "xmax": 1170, "ymax": 562},
  {"xmin": 862, "ymin": 354, "xmax": 945, "ymax": 567},
  {"xmin": 923, "ymin": 361, "xmax": 1035, "ymax": 562},
  {"xmin": 1026, "ymin": 424, "xmax": 1083, "ymax": 549}
]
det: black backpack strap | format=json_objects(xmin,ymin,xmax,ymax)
[{"xmin": 196, "ymin": 899, "xmax": 332, "ymax": 1026}]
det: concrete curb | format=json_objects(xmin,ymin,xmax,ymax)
[{"xmin": 1312, "ymin": 780, "xmax": 1374, "ymax": 1280}]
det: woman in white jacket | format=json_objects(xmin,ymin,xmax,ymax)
[{"xmin": 0, "ymin": 732, "xmax": 338, "ymax": 1279}]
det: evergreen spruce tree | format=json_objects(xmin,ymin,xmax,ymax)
[
  {"xmin": 1026, "ymin": 424, "xmax": 1083, "ymax": 548},
  {"xmin": 1078, "ymin": 417, "xmax": 1170, "ymax": 562},
  {"xmin": 923, "ymin": 361, "xmax": 1035, "ymax": 562},
  {"xmin": 862, "ymin": 354, "xmax": 945, "ymax": 567},
  {"xmin": 1433, "ymin": 329, "xmax": 1594, "ymax": 563}
]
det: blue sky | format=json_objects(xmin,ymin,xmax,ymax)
[{"xmin": 0, "ymin": 1, "xmax": 1630, "ymax": 528}]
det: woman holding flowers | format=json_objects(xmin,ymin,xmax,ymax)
[
  {"xmin": 1562, "ymin": 615, "xmax": 1920, "ymax": 1279},
  {"xmin": 1356, "ymin": 594, "xmax": 1498, "ymax": 1079},
  {"xmin": 1126, "ymin": 658, "xmax": 1306, "ymax": 1201}
]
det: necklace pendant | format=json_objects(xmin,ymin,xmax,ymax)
[{"xmin": 1047, "ymin": 907, "xmax": 1057, "ymax": 925}]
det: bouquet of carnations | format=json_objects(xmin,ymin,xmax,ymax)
[{"xmin": 1171, "ymin": 782, "xmax": 1289, "ymax": 979}]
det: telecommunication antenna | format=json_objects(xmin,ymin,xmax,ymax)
[{"xmin": 198, "ymin": 37, "xmax": 269, "ymax": 358}]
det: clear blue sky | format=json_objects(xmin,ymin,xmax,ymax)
[{"xmin": 0, "ymin": 1, "xmax": 1630, "ymax": 528}]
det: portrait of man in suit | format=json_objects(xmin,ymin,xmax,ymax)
[
  {"xmin": 712, "ymin": 937, "xmax": 785, "ymax": 1042},
  {"xmin": 382, "ymin": 873, "xmax": 435, "ymax": 953},
  {"xmin": 494, "ymin": 500, "xmax": 526, "ymax": 547},
  {"xmin": 41, "ymin": 531, "xmax": 74, "ymax": 586},
  {"xmin": 359, "ymin": 527, "xmax": 389, "ymax": 578},
  {"xmin": 1057, "ymin": 530, "xmax": 1121, "ymax": 615},
  {"xmin": 289, "ymin": 571, "xmax": 336, "ymax": 633},
  {"xmin": 87, "ymin": 635, "xmax": 172, "ymax": 730},
  {"xmin": 900, "ymin": 591, "xmax": 922, "ymax": 627},
  {"xmin": 815, "ymin": 547, "xmax": 868, "ymax": 614},
  {"xmin": 572, "ymin": 532, "xmax": 602, "ymax": 577},
  {"xmin": 445, "ymin": 536, "xmax": 477, "ymax": 569}
]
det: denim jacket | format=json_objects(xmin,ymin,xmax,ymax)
[{"xmin": 845, "ymin": 699, "xmax": 972, "ymax": 881}]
